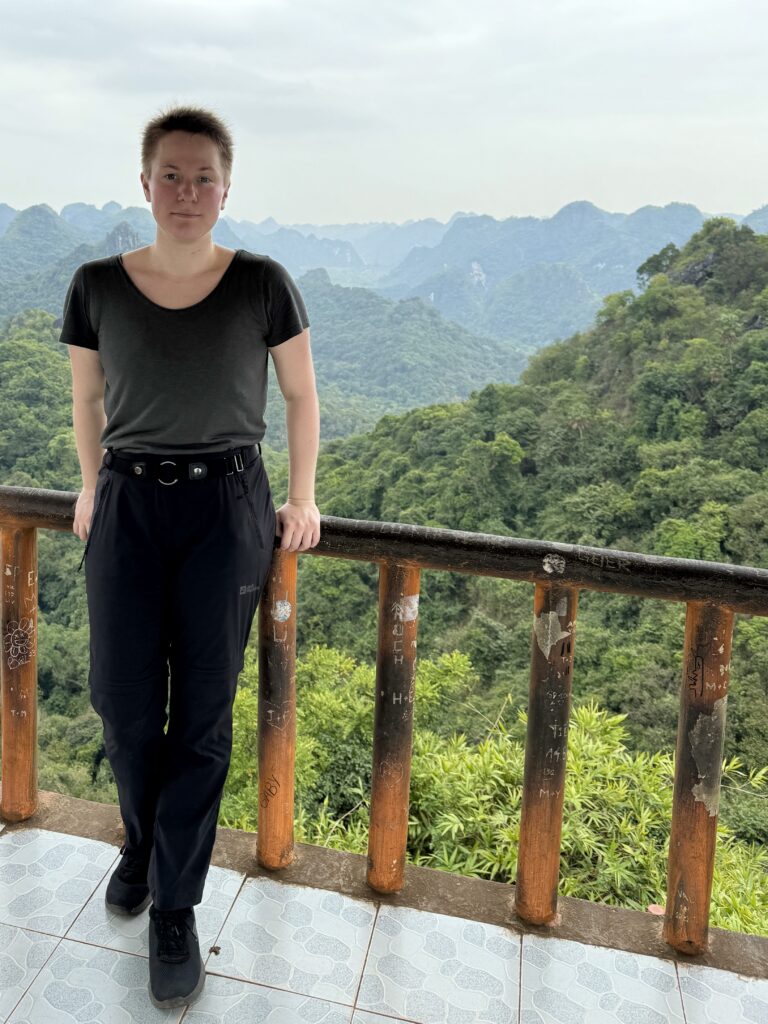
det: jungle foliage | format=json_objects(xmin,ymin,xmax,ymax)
[{"xmin": 4, "ymin": 217, "xmax": 768, "ymax": 935}]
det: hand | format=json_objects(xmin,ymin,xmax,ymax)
[
  {"xmin": 73, "ymin": 487, "xmax": 97, "ymax": 543},
  {"xmin": 275, "ymin": 500, "xmax": 321, "ymax": 551}
]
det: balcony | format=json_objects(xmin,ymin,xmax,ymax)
[{"xmin": 1, "ymin": 480, "xmax": 767, "ymax": 1021}]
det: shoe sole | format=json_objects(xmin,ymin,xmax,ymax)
[
  {"xmin": 105, "ymin": 892, "xmax": 151, "ymax": 915},
  {"xmin": 149, "ymin": 956, "xmax": 205, "ymax": 1009}
]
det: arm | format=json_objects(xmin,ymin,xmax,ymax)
[
  {"xmin": 269, "ymin": 328, "xmax": 321, "ymax": 550},
  {"xmin": 67, "ymin": 346, "xmax": 107, "ymax": 539},
  {"xmin": 69, "ymin": 346, "xmax": 106, "ymax": 489}
]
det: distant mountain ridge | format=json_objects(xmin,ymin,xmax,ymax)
[
  {"xmin": 0, "ymin": 217, "xmax": 525, "ymax": 442},
  {"xmin": 1, "ymin": 196, "xmax": 765, "ymax": 367},
  {"xmin": 376, "ymin": 201, "xmax": 710, "ymax": 346}
]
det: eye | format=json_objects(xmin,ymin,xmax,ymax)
[{"xmin": 163, "ymin": 173, "xmax": 176, "ymax": 180}]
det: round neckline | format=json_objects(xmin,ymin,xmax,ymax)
[{"xmin": 115, "ymin": 249, "xmax": 242, "ymax": 312}]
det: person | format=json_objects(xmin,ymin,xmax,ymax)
[{"xmin": 58, "ymin": 104, "xmax": 321, "ymax": 1009}]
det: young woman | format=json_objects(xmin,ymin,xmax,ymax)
[{"xmin": 59, "ymin": 104, "xmax": 320, "ymax": 1009}]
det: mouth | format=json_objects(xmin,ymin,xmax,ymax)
[{"xmin": 172, "ymin": 213, "xmax": 200, "ymax": 218}]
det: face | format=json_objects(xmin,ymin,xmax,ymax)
[{"xmin": 140, "ymin": 130, "xmax": 230, "ymax": 241}]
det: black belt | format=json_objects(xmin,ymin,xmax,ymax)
[{"xmin": 103, "ymin": 443, "xmax": 261, "ymax": 485}]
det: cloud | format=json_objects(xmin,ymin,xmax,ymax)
[{"xmin": 2, "ymin": 0, "xmax": 768, "ymax": 219}]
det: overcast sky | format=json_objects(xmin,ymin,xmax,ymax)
[{"xmin": 2, "ymin": 0, "xmax": 767, "ymax": 225}]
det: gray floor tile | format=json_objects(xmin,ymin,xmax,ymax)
[
  {"xmin": 67, "ymin": 860, "xmax": 244, "ymax": 958},
  {"xmin": 678, "ymin": 961, "xmax": 768, "ymax": 1023},
  {"xmin": 210, "ymin": 875, "xmax": 377, "ymax": 1003},
  {"xmin": 0, "ymin": 923, "xmax": 60, "ymax": 1023},
  {"xmin": 521, "ymin": 934, "xmax": 685, "ymax": 1023},
  {"xmin": 179, "ymin": 972, "xmax": 354, "ymax": 1022},
  {"xmin": 0, "ymin": 829, "xmax": 119, "ymax": 936},
  {"xmin": 6, "ymin": 939, "xmax": 182, "ymax": 1023},
  {"xmin": 356, "ymin": 903, "xmax": 520, "ymax": 1024}
]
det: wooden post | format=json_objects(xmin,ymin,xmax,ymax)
[
  {"xmin": 367, "ymin": 563, "xmax": 420, "ymax": 893},
  {"xmin": 664, "ymin": 601, "xmax": 734, "ymax": 955},
  {"xmin": 257, "ymin": 547, "xmax": 298, "ymax": 869},
  {"xmin": 515, "ymin": 583, "xmax": 578, "ymax": 924},
  {"xmin": 1, "ymin": 525, "xmax": 39, "ymax": 821}
]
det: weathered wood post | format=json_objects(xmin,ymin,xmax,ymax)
[
  {"xmin": 664, "ymin": 601, "xmax": 734, "ymax": 955},
  {"xmin": 367, "ymin": 563, "xmax": 421, "ymax": 893},
  {"xmin": 515, "ymin": 582, "xmax": 578, "ymax": 924},
  {"xmin": 257, "ymin": 547, "xmax": 298, "ymax": 869},
  {"xmin": 1, "ymin": 525, "xmax": 39, "ymax": 821}
]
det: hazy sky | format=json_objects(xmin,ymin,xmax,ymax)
[{"xmin": 2, "ymin": 0, "xmax": 767, "ymax": 224}]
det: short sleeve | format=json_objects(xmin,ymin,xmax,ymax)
[
  {"xmin": 57, "ymin": 265, "xmax": 99, "ymax": 350},
  {"xmin": 263, "ymin": 258, "xmax": 310, "ymax": 347}
]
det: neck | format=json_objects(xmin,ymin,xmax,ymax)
[{"xmin": 147, "ymin": 233, "xmax": 221, "ymax": 278}]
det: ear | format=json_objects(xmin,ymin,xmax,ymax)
[{"xmin": 140, "ymin": 171, "xmax": 151, "ymax": 200}]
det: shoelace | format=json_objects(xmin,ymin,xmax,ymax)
[{"xmin": 153, "ymin": 908, "xmax": 191, "ymax": 963}]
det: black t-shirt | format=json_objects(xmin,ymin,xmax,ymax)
[{"xmin": 58, "ymin": 249, "xmax": 310, "ymax": 453}]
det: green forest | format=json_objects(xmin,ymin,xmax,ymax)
[{"xmin": 2, "ymin": 216, "xmax": 768, "ymax": 935}]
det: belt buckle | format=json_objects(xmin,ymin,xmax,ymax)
[
  {"xmin": 158, "ymin": 459, "xmax": 178, "ymax": 486},
  {"xmin": 228, "ymin": 451, "xmax": 244, "ymax": 474}
]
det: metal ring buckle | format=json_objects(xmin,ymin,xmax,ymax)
[
  {"xmin": 232, "ymin": 451, "xmax": 244, "ymax": 473},
  {"xmin": 158, "ymin": 459, "xmax": 178, "ymax": 486}
]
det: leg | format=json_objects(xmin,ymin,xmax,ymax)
[
  {"xmin": 150, "ymin": 456, "xmax": 276, "ymax": 910},
  {"xmin": 85, "ymin": 466, "xmax": 172, "ymax": 854}
]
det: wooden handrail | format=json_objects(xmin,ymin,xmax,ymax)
[
  {"xmin": 1, "ymin": 488, "xmax": 763, "ymax": 956},
  {"xmin": 3, "ymin": 491, "xmax": 768, "ymax": 612}
]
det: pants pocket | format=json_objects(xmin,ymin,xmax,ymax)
[
  {"xmin": 78, "ymin": 470, "xmax": 113, "ymax": 572},
  {"xmin": 247, "ymin": 496, "xmax": 265, "ymax": 548},
  {"xmin": 238, "ymin": 458, "xmax": 274, "ymax": 550}
]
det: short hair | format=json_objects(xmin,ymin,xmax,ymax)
[{"xmin": 141, "ymin": 104, "xmax": 235, "ymax": 185}]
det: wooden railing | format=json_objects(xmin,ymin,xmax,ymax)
[{"xmin": 3, "ymin": 482, "xmax": 768, "ymax": 956}]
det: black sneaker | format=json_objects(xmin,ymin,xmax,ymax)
[
  {"xmin": 148, "ymin": 904, "xmax": 205, "ymax": 1008},
  {"xmin": 105, "ymin": 843, "xmax": 152, "ymax": 915}
]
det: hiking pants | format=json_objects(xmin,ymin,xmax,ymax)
[{"xmin": 82, "ymin": 443, "xmax": 276, "ymax": 911}]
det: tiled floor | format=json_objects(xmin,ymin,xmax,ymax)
[{"xmin": 0, "ymin": 825, "xmax": 766, "ymax": 1023}]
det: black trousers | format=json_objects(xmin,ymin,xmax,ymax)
[{"xmin": 83, "ymin": 443, "xmax": 276, "ymax": 911}]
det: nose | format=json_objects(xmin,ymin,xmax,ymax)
[{"xmin": 177, "ymin": 180, "xmax": 197, "ymax": 201}]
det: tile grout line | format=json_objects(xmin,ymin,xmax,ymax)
[
  {"xmin": 202, "ymin": 874, "xmax": 384, "ymax": 1015},
  {"xmin": 517, "ymin": 932, "xmax": 524, "ymax": 1024},
  {"xmin": 203, "ymin": 962, "xmax": 361, "ymax": 1009},
  {"xmin": 674, "ymin": 962, "xmax": 690, "ymax": 1024},
  {"xmin": 1, "ymin": 832, "xmax": 122, "ymax": 1024},
  {"xmin": 46, "ymin": 934, "xmax": 151, "ymax": 959},
  {"xmin": 200, "ymin": 870, "xmax": 249, "ymax": 971},
  {"xmin": 61, "ymin": 844, "xmax": 122, "ymax": 942},
  {"xmin": 2, "ymin": 929, "xmax": 66, "ymax": 1024},
  {"xmin": 11, "ymin": 867, "xmax": 374, "ymax": 1019},
  {"xmin": 351, "ymin": 1009, "xmax": 422, "ymax": 1024},
  {"xmin": 174, "ymin": 870, "xmax": 249, "ymax": 1024},
  {"xmin": 350, "ymin": 900, "xmax": 381, "ymax": 1016},
  {"xmin": 0, "ymin": 921, "xmax": 70, "ymax": 941}
]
